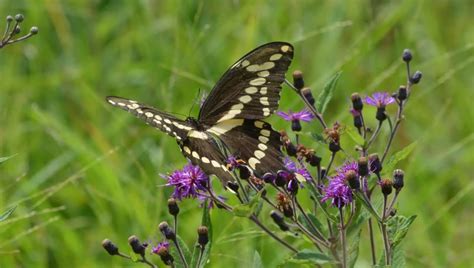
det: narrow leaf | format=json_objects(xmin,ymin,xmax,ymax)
[
  {"xmin": 251, "ymin": 251, "xmax": 263, "ymax": 268},
  {"xmin": 383, "ymin": 142, "xmax": 417, "ymax": 173},
  {"xmin": 0, "ymin": 154, "xmax": 17, "ymax": 164},
  {"xmin": 345, "ymin": 125, "xmax": 366, "ymax": 146},
  {"xmin": 287, "ymin": 249, "xmax": 334, "ymax": 265},
  {"xmin": 316, "ymin": 72, "xmax": 341, "ymax": 114},
  {"xmin": 389, "ymin": 215, "xmax": 417, "ymax": 249},
  {"xmin": 0, "ymin": 206, "xmax": 16, "ymax": 222},
  {"xmin": 354, "ymin": 191, "xmax": 382, "ymax": 222}
]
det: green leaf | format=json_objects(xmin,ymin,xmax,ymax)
[
  {"xmin": 389, "ymin": 215, "xmax": 417, "ymax": 249},
  {"xmin": 345, "ymin": 125, "xmax": 366, "ymax": 146},
  {"xmin": 0, "ymin": 206, "xmax": 16, "ymax": 222},
  {"xmin": 306, "ymin": 183, "xmax": 337, "ymax": 222},
  {"xmin": 316, "ymin": 72, "xmax": 341, "ymax": 114},
  {"xmin": 311, "ymin": 132, "xmax": 327, "ymax": 144},
  {"xmin": 383, "ymin": 142, "xmax": 417, "ymax": 173},
  {"xmin": 0, "ymin": 154, "xmax": 17, "ymax": 164},
  {"xmin": 286, "ymin": 249, "xmax": 334, "ymax": 265},
  {"xmin": 191, "ymin": 204, "xmax": 213, "ymax": 268},
  {"xmin": 348, "ymin": 229, "xmax": 362, "ymax": 268},
  {"xmin": 251, "ymin": 251, "xmax": 263, "ymax": 268},
  {"xmin": 232, "ymin": 190, "xmax": 263, "ymax": 218},
  {"xmin": 298, "ymin": 212, "xmax": 326, "ymax": 238},
  {"xmin": 391, "ymin": 242, "xmax": 407, "ymax": 268},
  {"xmin": 170, "ymin": 235, "xmax": 192, "ymax": 268}
]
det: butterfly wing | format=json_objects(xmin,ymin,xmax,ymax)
[
  {"xmin": 106, "ymin": 96, "xmax": 192, "ymax": 141},
  {"xmin": 198, "ymin": 42, "xmax": 294, "ymax": 126}
]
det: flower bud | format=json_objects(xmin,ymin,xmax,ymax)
[
  {"xmin": 320, "ymin": 167, "xmax": 327, "ymax": 179},
  {"xmin": 397, "ymin": 85, "xmax": 407, "ymax": 101},
  {"xmin": 6, "ymin": 15, "xmax": 13, "ymax": 22},
  {"xmin": 291, "ymin": 119, "xmax": 302, "ymax": 132},
  {"xmin": 275, "ymin": 170, "xmax": 290, "ymax": 187},
  {"xmin": 329, "ymin": 141, "xmax": 341, "ymax": 153},
  {"xmin": 159, "ymin": 222, "xmax": 176, "ymax": 240},
  {"xmin": 13, "ymin": 26, "xmax": 20, "ymax": 34},
  {"xmin": 283, "ymin": 206, "xmax": 294, "ymax": 218},
  {"xmin": 285, "ymin": 141, "xmax": 297, "ymax": 157},
  {"xmin": 128, "ymin": 235, "xmax": 146, "ymax": 256},
  {"xmin": 380, "ymin": 179, "xmax": 393, "ymax": 196},
  {"xmin": 167, "ymin": 198, "xmax": 179, "ymax": 216},
  {"xmin": 402, "ymin": 49, "xmax": 412, "ymax": 62},
  {"xmin": 238, "ymin": 166, "xmax": 251, "ymax": 180},
  {"xmin": 393, "ymin": 169, "xmax": 404, "ymax": 191},
  {"xmin": 226, "ymin": 181, "xmax": 239, "ymax": 193},
  {"xmin": 345, "ymin": 170, "xmax": 359, "ymax": 190},
  {"xmin": 154, "ymin": 243, "xmax": 174, "ymax": 265},
  {"xmin": 411, "ymin": 71, "xmax": 422, "ymax": 84},
  {"xmin": 301, "ymin": 87, "xmax": 315, "ymax": 106},
  {"xmin": 30, "ymin": 26, "xmax": 39, "ymax": 35},
  {"xmin": 376, "ymin": 106, "xmax": 387, "ymax": 121},
  {"xmin": 270, "ymin": 210, "xmax": 289, "ymax": 231},
  {"xmin": 357, "ymin": 157, "xmax": 369, "ymax": 176},
  {"xmin": 306, "ymin": 153, "xmax": 321, "ymax": 167},
  {"xmin": 14, "ymin": 14, "xmax": 24, "ymax": 22},
  {"xmin": 293, "ymin": 70, "xmax": 304, "ymax": 90},
  {"xmin": 351, "ymin": 93, "xmax": 364, "ymax": 111},
  {"xmin": 352, "ymin": 112, "xmax": 362, "ymax": 128},
  {"xmin": 369, "ymin": 153, "xmax": 382, "ymax": 175},
  {"xmin": 287, "ymin": 178, "xmax": 299, "ymax": 195},
  {"xmin": 102, "ymin": 239, "xmax": 119, "ymax": 256},
  {"xmin": 262, "ymin": 173, "xmax": 276, "ymax": 183},
  {"xmin": 197, "ymin": 226, "xmax": 209, "ymax": 247}
]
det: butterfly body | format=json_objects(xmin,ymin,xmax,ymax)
[{"xmin": 107, "ymin": 42, "xmax": 294, "ymax": 185}]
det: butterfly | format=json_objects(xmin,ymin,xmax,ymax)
[{"xmin": 106, "ymin": 42, "xmax": 294, "ymax": 187}]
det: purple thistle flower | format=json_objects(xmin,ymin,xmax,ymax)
[
  {"xmin": 164, "ymin": 163, "xmax": 209, "ymax": 200},
  {"xmin": 284, "ymin": 157, "xmax": 312, "ymax": 181},
  {"xmin": 364, "ymin": 92, "xmax": 395, "ymax": 108},
  {"xmin": 226, "ymin": 155, "xmax": 241, "ymax": 171},
  {"xmin": 321, "ymin": 162, "xmax": 358, "ymax": 208},
  {"xmin": 151, "ymin": 241, "xmax": 170, "ymax": 255},
  {"xmin": 277, "ymin": 109, "xmax": 314, "ymax": 122}
]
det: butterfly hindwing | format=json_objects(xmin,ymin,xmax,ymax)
[
  {"xmin": 106, "ymin": 96, "xmax": 191, "ymax": 141},
  {"xmin": 198, "ymin": 42, "xmax": 294, "ymax": 126}
]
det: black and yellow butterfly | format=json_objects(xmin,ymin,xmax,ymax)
[{"xmin": 106, "ymin": 42, "xmax": 294, "ymax": 186}]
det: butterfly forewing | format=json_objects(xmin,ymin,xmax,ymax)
[
  {"xmin": 198, "ymin": 42, "xmax": 294, "ymax": 126},
  {"xmin": 106, "ymin": 96, "xmax": 192, "ymax": 141}
]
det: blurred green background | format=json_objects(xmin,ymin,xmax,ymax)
[{"xmin": 1, "ymin": 0, "xmax": 473, "ymax": 267}]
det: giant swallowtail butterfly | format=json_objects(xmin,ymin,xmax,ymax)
[{"xmin": 106, "ymin": 42, "xmax": 294, "ymax": 185}]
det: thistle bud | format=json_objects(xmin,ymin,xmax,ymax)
[
  {"xmin": 351, "ymin": 109, "xmax": 363, "ymax": 128},
  {"xmin": 397, "ymin": 85, "xmax": 408, "ymax": 101},
  {"xmin": 238, "ymin": 166, "xmax": 251, "ymax": 180},
  {"xmin": 262, "ymin": 173, "xmax": 276, "ymax": 183},
  {"xmin": 402, "ymin": 49, "xmax": 412, "ymax": 62},
  {"xmin": 369, "ymin": 154, "xmax": 382, "ymax": 175},
  {"xmin": 154, "ymin": 243, "xmax": 174, "ymax": 265},
  {"xmin": 285, "ymin": 141, "xmax": 297, "ymax": 157},
  {"xmin": 393, "ymin": 169, "xmax": 404, "ymax": 191},
  {"xmin": 411, "ymin": 71, "xmax": 422, "ymax": 84},
  {"xmin": 128, "ymin": 235, "xmax": 146, "ymax": 256},
  {"xmin": 306, "ymin": 152, "xmax": 321, "ymax": 167},
  {"xmin": 329, "ymin": 140, "xmax": 341, "ymax": 153},
  {"xmin": 301, "ymin": 87, "xmax": 315, "ymax": 106},
  {"xmin": 275, "ymin": 170, "xmax": 290, "ymax": 187},
  {"xmin": 351, "ymin": 93, "xmax": 364, "ymax": 111},
  {"xmin": 287, "ymin": 178, "xmax": 299, "ymax": 195},
  {"xmin": 14, "ymin": 14, "xmax": 24, "ymax": 22},
  {"xmin": 226, "ymin": 181, "xmax": 239, "ymax": 193},
  {"xmin": 345, "ymin": 170, "xmax": 359, "ymax": 190},
  {"xmin": 357, "ymin": 156, "xmax": 369, "ymax": 176},
  {"xmin": 283, "ymin": 206, "xmax": 294, "ymax": 218},
  {"xmin": 380, "ymin": 179, "xmax": 393, "ymax": 196},
  {"xmin": 30, "ymin": 26, "xmax": 39, "ymax": 35},
  {"xmin": 292, "ymin": 70, "xmax": 304, "ymax": 90},
  {"xmin": 291, "ymin": 119, "xmax": 302, "ymax": 132},
  {"xmin": 270, "ymin": 210, "xmax": 289, "ymax": 231},
  {"xmin": 13, "ymin": 26, "xmax": 20, "ymax": 34},
  {"xmin": 102, "ymin": 239, "xmax": 119, "ymax": 256},
  {"xmin": 197, "ymin": 226, "xmax": 209, "ymax": 247},
  {"xmin": 6, "ymin": 15, "xmax": 13, "ymax": 22},
  {"xmin": 376, "ymin": 106, "xmax": 387, "ymax": 121},
  {"xmin": 167, "ymin": 198, "xmax": 179, "ymax": 216},
  {"xmin": 159, "ymin": 222, "xmax": 176, "ymax": 240}
]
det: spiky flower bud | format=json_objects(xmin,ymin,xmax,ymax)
[
  {"xmin": 411, "ymin": 71, "xmax": 423, "ymax": 84},
  {"xmin": 197, "ymin": 226, "xmax": 209, "ymax": 247},
  {"xmin": 128, "ymin": 235, "xmax": 146, "ymax": 256},
  {"xmin": 293, "ymin": 70, "xmax": 304, "ymax": 90},
  {"xmin": 402, "ymin": 49, "xmax": 412, "ymax": 62},
  {"xmin": 397, "ymin": 85, "xmax": 408, "ymax": 101},
  {"xmin": 345, "ymin": 170, "xmax": 359, "ymax": 190},
  {"xmin": 159, "ymin": 222, "xmax": 176, "ymax": 240},
  {"xmin": 393, "ymin": 169, "xmax": 404, "ymax": 191},
  {"xmin": 351, "ymin": 93, "xmax": 364, "ymax": 111},
  {"xmin": 14, "ymin": 14, "xmax": 24, "ymax": 22},
  {"xmin": 301, "ymin": 87, "xmax": 315, "ymax": 106},
  {"xmin": 102, "ymin": 239, "xmax": 119, "ymax": 256},
  {"xmin": 167, "ymin": 198, "xmax": 179, "ymax": 216},
  {"xmin": 380, "ymin": 179, "xmax": 393, "ymax": 196},
  {"xmin": 369, "ymin": 153, "xmax": 382, "ymax": 175},
  {"xmin": 270, "ymin": 210, "xmax": 289, "ymax": 231},
  {"xmin": 357, "ymin": 156, "xmax": 369, "ymax": 176}
]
